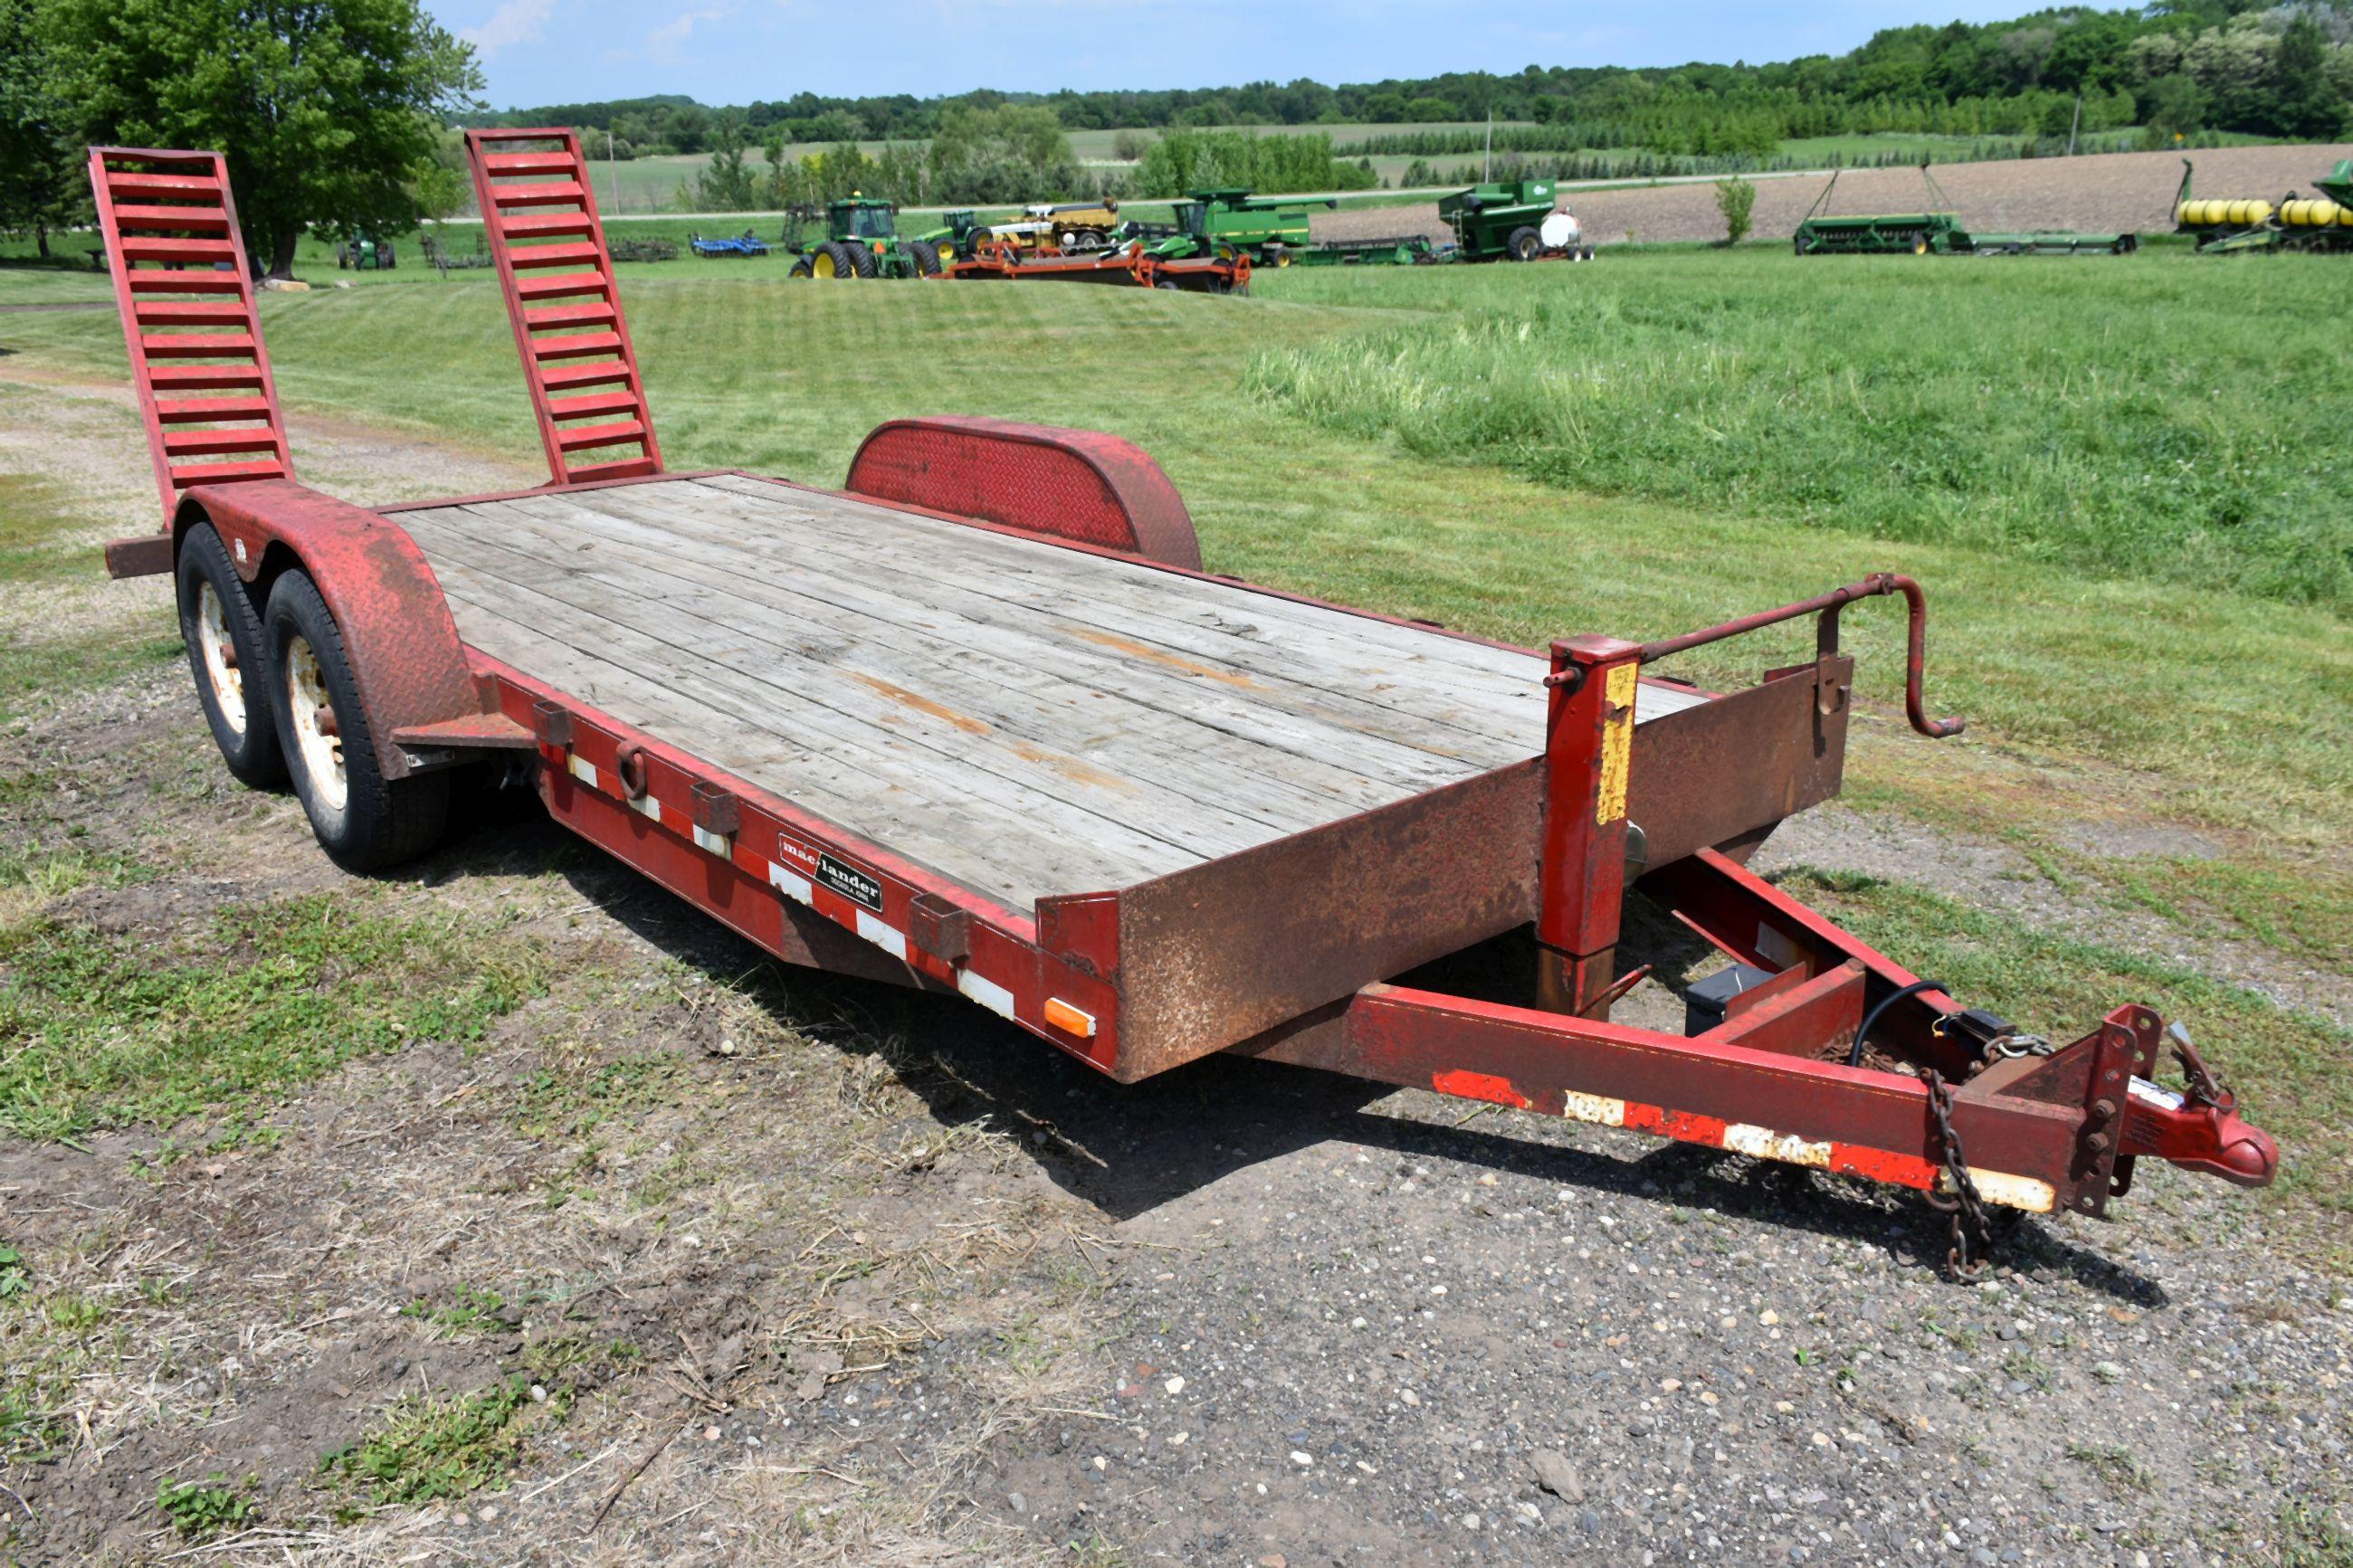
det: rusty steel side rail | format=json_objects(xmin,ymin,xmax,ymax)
[{"xmin": 1552, "ymin": 574, "xmax": 1964, "ymax": 739}]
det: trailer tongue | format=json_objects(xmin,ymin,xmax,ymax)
[{"xmin": 88, "ymin": 138, "xmax": 2276, "ymax": 1278}]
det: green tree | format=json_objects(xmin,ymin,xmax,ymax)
[
  {"xmin": 2268, "ymin": 13, "xmax": 2340, "ymax": 139},
  {"xmin": 691, "ymin": 110, "xmax": 757, "ymax": 210},
  {"xmin": 1714, "ymin": 176, "xmax": 1756, "ymax": 243},
  {"xmin": 48, "ymin": 0, "xmax": 481, "ymax": 276},
  {"xmin": 0, "ymin": 0, "xmax": 81, "ymax": 259}
]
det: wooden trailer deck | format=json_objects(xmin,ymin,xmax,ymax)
[{"xmin": 394, "ymin": 473, "xmax": 1708, "ymax": 908}]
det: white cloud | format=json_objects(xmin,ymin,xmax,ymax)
[
  {"xmin": 462, "ymin": 0, "xmax": 557, "ymax": 57},
  {"xmin": 646, "ymin": 5, "xmax": 733, "ymax": 58}
]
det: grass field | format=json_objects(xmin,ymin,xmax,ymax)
[{"xmin": 1, "ymin": 246, "xmax": 2346, "ymax": 1219}]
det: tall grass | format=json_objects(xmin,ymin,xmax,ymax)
[{"xmin": 1249, "ymin": 252, "xmax": 2352, "ymax": 613}]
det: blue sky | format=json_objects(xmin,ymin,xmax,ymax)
[{"xmin": 430, "ymin": 1, "xmax": 2046, "ymax": 111}]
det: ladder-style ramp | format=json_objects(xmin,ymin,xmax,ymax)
[
  {"xmin": 86, "ymin": 147, "xmax": 295, "ymax": 523},
  {"xmin": 463, "ymin": 128, "xmax": 663, "ymax": 487}
]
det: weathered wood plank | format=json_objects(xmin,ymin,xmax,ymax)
[
  {"xmin": 416, "ymin": 492, "xmax": 1496, "ymax": 805},
  {"xmin": 486, "ymin": 482, "xmax": 1544, "ymax": 757},
  {"xmin": 416, "ymin": 536, "xmax": 1281, "ymax": 869},
  {"xmin": 416, "ymin": 498, "xmax": 1457, "ymax": 829},
  {"xmin": 426, "ymin": 575, "xmax": 1197, "ymax": 904},
  {"xmin": 653, "ymin": 476, "xmax": 1705, "ymax": 729}
]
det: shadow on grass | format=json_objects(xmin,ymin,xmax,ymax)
[{"xmin": 414, "ymin": 783, "xmax": 2162, "ymax": 1307}]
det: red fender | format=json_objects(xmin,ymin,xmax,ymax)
[
  {"xmin": 171, "ymin": 479, "xmax": 481, "ymax": 780},
  {"xmin": 844, "ymin": 416, "xmax": 1204, "ymax": 571}
]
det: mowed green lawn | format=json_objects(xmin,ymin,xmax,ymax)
[{"xmin": 4, "ymin": 247, "xmax": 2347, "ymax": 1218}]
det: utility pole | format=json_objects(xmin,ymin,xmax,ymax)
[{"xmin": 2066, "ymin": 93, "xmax": 2082, "ymax": 157}]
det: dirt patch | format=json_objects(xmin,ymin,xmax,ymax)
[
  {"xmin": 1567, "ymin": 141, "xmax": 2353, "ymax": 245},
  {"xmin": 1313, "ymin": 204, "xmax": 1452, "ymax": 245}
]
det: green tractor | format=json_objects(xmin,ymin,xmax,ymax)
[
  {"xmin": 786, "ymin": 195, "xmax": 947, "ymax": 280},
  {"xmin": 1132, "ymin": 188, "xmax": 1336, "ymax": 267},
  {"xmin": 333, "ymin": 232, "xmax": 397, "ymax": 271}
]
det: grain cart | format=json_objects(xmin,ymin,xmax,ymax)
[
  {"xmin": 1441, "ymin": 179, "xmax": 1593, "ymax": 261},
  {"xmin": 2175, "ymin": 158, "xmax": 2353, "ymax": 253},
  {"xmin": 89, "ymin": 135, "xmax": 2280, "ymax": 1285},
  {"xmin": 786, "ymin": 195, "xmax": 945, "ymax": 279},
  {"xmin": 1797, "ymin": 166, "xmax": 2136, "ymax": 256}
]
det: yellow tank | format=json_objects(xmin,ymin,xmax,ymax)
[
  {"xmin": 2183, "ymin": 195, "xmax": 2277, "ymax": 226},
  {"xmin": 2181, "ymin": 196, "xmax": 2275, "ymax": 227},
  {"xmin": 2282, "ymin": 198, "xmax": 2352, "ymax": 228}
]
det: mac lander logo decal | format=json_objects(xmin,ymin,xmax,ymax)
[{"xmin": 816, "ymin": 852, "xmax": 883, "ymax": 912}]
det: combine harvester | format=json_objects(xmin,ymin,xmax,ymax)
[
  {"xmin": 1795, "ymin": 166, "xmax": 2137, "ymax": 255},
  {"xmin": 86, "ymin": 133, "xmax": 2279, "ymax": 1280},
  {"xmin": 1440, "ymin": 179, "xmax": 1595, "ymax": 261},
  {"xmin": 2175, "ymin": 157, "xmax": 2353, "ymax": 253}
]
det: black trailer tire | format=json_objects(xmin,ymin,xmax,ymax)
[
  {"xmin": 263, "ymin": 569, "xmax": 449, "ymax": 872},
  {"xmin": 176, "ymin": 523, "xmax": 286, "ymax": 789},
  {"xmin": 1508, "ymin": 226, "xmax": 1541, "ymax": 261},
  {"xmin": 1793, "ymin": 235, "xmax": 1807, "ymax": 255},
  {"xmin": 909, "ymin": 240, "xmax": 943, "ymax": 276},
  {"xmin": 1154, "ymin": 279, "xmax": 1180, "ymax": 290}
]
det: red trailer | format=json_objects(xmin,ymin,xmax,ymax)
[{"xmin": 87, "ymin": 138, "xmax": 2276, "ymax": 1278}]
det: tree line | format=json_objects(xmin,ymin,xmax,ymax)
[
  {"xmin": 510, "ymin": 3, "xmax": 2352, "ymax": 158},
  {"xmin": 681, "ymin": 113, "xmax": 1377, "ymax": 212}
]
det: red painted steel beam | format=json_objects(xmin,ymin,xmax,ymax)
[
  {"xmin": 462, "ymin": 128, "xmax": 662, "ymax": 487},
  {"xmin": 87, "ymin": 146, "xmax": 294, "ymax": 544},
  {"xmin": 1536, "ymin": 635, "xmax": 1642, "ymax": 1016}
]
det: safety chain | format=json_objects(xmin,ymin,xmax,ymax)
[
  {"xmin": 1985, "ymin": 1031, "xmax": 2055, "ymax": 1061},
  {"xmin": 1920, "ymin": 1068, "xmax": 1998, "ymax": 1281}
]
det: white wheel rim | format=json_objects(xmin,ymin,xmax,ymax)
[
  {"xmin": 195, "ymin": 581, "xmax": 246, "ymax": 736},
  {"xmin": 284, "ymin": 635, "xmax": 348, "ymax": 813}
]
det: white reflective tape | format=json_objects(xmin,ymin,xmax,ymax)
[
  {"xmin": 2128, "ymin": 1075, "xmax": 2186, "ymax": 1112},
  {"xmin": 958, "ymin": 969, "xmax": 1016, "ymax": 1020},
  {"xmin": 1723, "ymin": 1123, "xmax": 1832, "ymax": 1168},
  {"xmin": 767, "ymin": 861, "xmax": 813, "ymax": 904},
  {"xmin": 691, "ymin": 824, "xmax": 732, "ymax": 856},
  {"xmin": 628, "ymin": 793, "xmax": 660, "ymax": 820},
  {"xmin": 567, "ymin": 754, "xmax": 598, "ymax": 788},
  {"xmin": 1560, "ymin": 1091, "xmax": 1626, "ymax": 1128},
  {"xmin": 1940, "ymin": 1167, "xmax": 2057, "ymax": 1214},
  {"xmin": 855, "ymin": 910, "xmax": 907, "ymax": 960}
]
